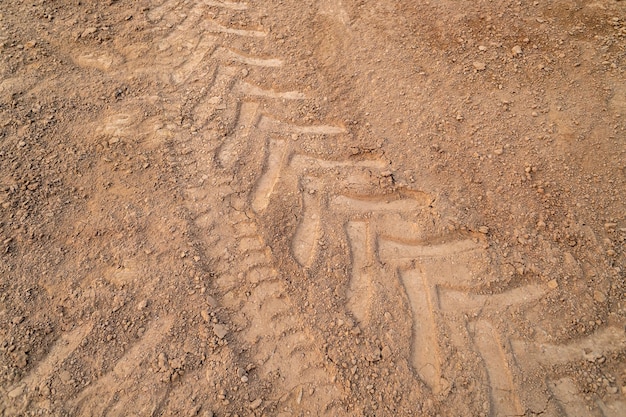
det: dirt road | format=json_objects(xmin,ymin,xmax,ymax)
[{"xmin": 1, "ymin": 0, "xmax": 625, "ymax": 416}]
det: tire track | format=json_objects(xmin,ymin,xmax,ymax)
[
  {"xmin": 143, "ymin": 0, "xmax": 350, "ymax": 412},
  {"xmin": 2, "ymin": 1, "xmax": 348, "ymax": 415}
]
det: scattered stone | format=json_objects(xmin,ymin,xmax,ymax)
[
  {"xmin": 473, "ymin": 61, "xmax": 486, "ymax": 71},
  {"xmin": 478, "ymin": 45, "xmax": 487, "ymax": 51},
  {"xmin": 494, "ymin": 148, "xmax": 504, "ymax": 155},
  {"xmin": 512, "ymin": 45, "xmax": 523, "ymax": 56},
  {"xmin": 18, "ymin": 141, "xmax": 26, "ymax": 147},
  {"xmin": 547, "ymin": 279, "xmax": 559, "ymax": 289},
  {"xmin": 478, "ymin": 226, "xmax": 490, "ymax": 234},
  {"xmin": 24, "ymin": 40, "xmax": 36, "ymax": 48}
]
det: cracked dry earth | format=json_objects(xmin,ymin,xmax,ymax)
[{"xmin": 1, "ymin": 0, "xmax": 626, "ymax": 416}]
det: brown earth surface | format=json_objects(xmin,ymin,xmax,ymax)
[{"xmin": 1, "ymin": 0, "xmax": 625, "ymax": 416}]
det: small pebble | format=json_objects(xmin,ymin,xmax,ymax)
[{"xmin": 473, "ymin": 62, "xmax": 486, "ymax": 71}]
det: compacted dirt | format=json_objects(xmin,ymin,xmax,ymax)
[{"xmin": 1, "ymin": 0, "xmax": 625, "ymax": 416}]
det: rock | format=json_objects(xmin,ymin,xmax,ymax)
[
  {"xmin": 205, "ymin": 295, "xmax": 218, "ymax": 308},
  {"xmin": 297, "ymin": 387, "xmax": 304, "ymax": 404},
  {"xmin": 547, "ymin": 279, "xmax": 559, "ymax": 289},
  {"xmin": 24, "ymin": 41, "xmax": 36, "ymax": 48},
  {"xmin": 478, "ymin": 226, "xmax": 490, "ymax": 234},
  {"xmin": 478, "ymin": 45, "xmax": 487, "ymax": 51},
  {"xmin": 249, "ymin": 398, "xmax": 262, "ymax": 409},
  {"xmin": 157, "ymin": 352, "xmax": 168, "ymax": 370},
  {"xmin": 381, "ymin": 345, "xmax": 392, "ymax": 359},
  {"xmin": 8, "ymin": 385, "xmax": 24, "ymax": 398},
  {"xmin": 13, "ymin": 350, "xmax": 28, "ymax": 368},
  {"xmin": 512, "ymin": 45, "xmax": 523, "ymax": 56},
  {"xmin": 200, "ymin": 310, "xmax": 210, "ymax": 322},
  {"xmin": 59, "ymin": 370, "xmax": 72, "ymax": 384},
  {"xmin": 136, "ymin": 299, "xmax": 148, "ymax": 311},
  {"xmin": 81, "ymin": 27, "xmax": 97, "ymax": 38},
  {"xmin": 593, "ymin": 290, "xmax": 606, "ymax": 303},
  {"xmin": 213, "ymin": 324, "xmax": 228, "ymax": 339},
  {"xmin": 473, "ymin": 62, "xmax": 486, "ymax": 71}
]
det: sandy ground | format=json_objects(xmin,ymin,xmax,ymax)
[{"xmin": 1, "ymin": 0, "xmax": 625, "ymax": 416}]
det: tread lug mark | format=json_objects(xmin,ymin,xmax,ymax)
[
  {"xmin": 472, "ymin": 320, "xmax": 523, "ymax": 416},
  {"xmin": 331, "ymin": 193, "xmax": 430, "ymax": 213},
  {"xmin": 9, "ymin": 323, "xmax": 93, "ymax": 397},
  {"xmin": 399, "ymin": 269, "xmax": 442, "ymax": 393},
  {"xmin": 549, "ymin": 378, "xmax": 602, "ymax": 417},
  {"xmin": 438, "ymin": 284, "xmax": 547, "ymax": 313},
  {"xmin": 290, "ymin": 155, "xmax": 386, "ymax": 170},
  {"xmin": 205, "ymin": 0, "xmax": 248, "ymax": 10},
  {"xmin": 236, "ymin": 81, "xmax": 307, "ymax": 99},
  {"xmin": 215, "ymin": 47, "xmax": 284, "ymax": 67},
  {"xmin": 171, "ymin": 35, "xmax": 218, "ymax": 84},
  {"xmin": 70, "ymin": 316, "xmax": 174, "ymax": 415},
  {"xmin": 204, "ymin": 20, "xmax": 266, "ymax": 37},
  {"xmin": 292, "ymin": 179, "xmax": 322, "ymax": 267},
  {"xmin": 257, "ymin": 116, "xmax": 346, "ymax": 135},
  {"xmin": 252, "ymin": 138, "xmax": 289, "ymax": 213},
  {"xmin": 511, "ymin": 326, "xmax": 626, "ymax": 416},
  {"xmin": 512, "ymin": 326, "xmax": 626, "ymax": 366},
  {"xmin": 73, "ymin": 50, "xmax": 123, "ymax": 71},
  {"xmin": 378, "ymin": 237, "xmax": 480, "ymax": 263},
  {"xmin": 345, "ymin": 221, "xmax": 374, "ymax": 325},
  {"xmin": 216, "ymin": 101, "xmax": 261, "ymax": 167}
]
